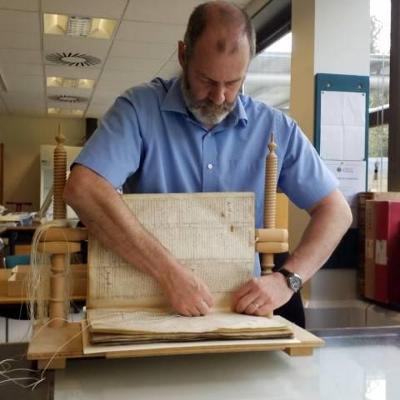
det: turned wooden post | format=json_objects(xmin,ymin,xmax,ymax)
[
  {"xmin": 261, "ymin": 134, "xmax": 278, "ymax": 317},
  {"xmin": 53, "ymin": 126, "xmax": 67, "ymax": 220},
  {"xmin": 49, "ymin": 126, "xmax": 67, "ymax": 327}
]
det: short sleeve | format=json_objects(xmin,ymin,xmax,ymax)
[
  {"xmin": 278, "ymin": 120, "xmax": 339, "ymax": 209},
  {"xmin": 74, "ymin": 96, "xmax": 143, "ymax": 188}
]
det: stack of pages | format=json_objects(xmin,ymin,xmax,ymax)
[{"xmin": 85, "ymin": 193, "xmax": 293, "ymax": 346}]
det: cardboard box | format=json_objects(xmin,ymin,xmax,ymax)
[
  {"xmin": 6, "ymin": 264, "xmax": 87, "ymax": 299},
  {"xmin": 7, "ymin": 265, "xmax": 30, "ymax": 297}
]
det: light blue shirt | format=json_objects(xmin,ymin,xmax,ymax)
[{"xmin": 75, "ymin": 77, "xmax": 338, "ymax": 273}]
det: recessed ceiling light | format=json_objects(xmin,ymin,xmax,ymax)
[
  {"xmin": 48, "ymin": 107, "xmax": 84, "ymax": 117},
  {"xmin": 44, "ymin": 13, "xmax": 116, "ymax": 39},
  {"xmin": 47, "ymin": 76, "xmax": 95, "ymax": 89}
]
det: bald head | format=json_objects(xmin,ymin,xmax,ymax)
[{"xmin": 183, "ymin": 1, "xmax": 255, "ymax": 61}]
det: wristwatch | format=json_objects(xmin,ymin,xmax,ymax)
[{"xmin": 276, "ymin": 268, "xmax": 303, "ymax": 293}]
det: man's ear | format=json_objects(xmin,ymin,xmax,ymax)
[{"xmin": 178, "ymin": 40, "xmax": 186, "ymax": 68}]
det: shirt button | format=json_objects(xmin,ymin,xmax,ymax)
[{"xmin": 207, "ymin": 163, "xmax": 213, "ymax": 170}]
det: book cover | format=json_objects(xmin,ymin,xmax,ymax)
[{"xmin": 374, "ymin": 201, "xmax": 400, "ymax": 304}]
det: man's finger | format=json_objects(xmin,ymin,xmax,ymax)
[
  {"xmin": 197, "ymin": 299, "xmax": 210, "ymax": 316},
  {"xmin": 232, "ymin": 282, "xmax": 252, "ymax": 302},
  {"xmin": 234, "ymin": 292, "xmax": 258, "ymax": 313}
]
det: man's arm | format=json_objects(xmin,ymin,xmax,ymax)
[
  {"xmin": 233, "ymin": 189, "xmax": 353, "ymax": 315},
  {"xmin": 64, "ymin": 165, "xmax": 213, "ymax": 316}
]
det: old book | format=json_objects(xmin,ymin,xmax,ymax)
[
  {"xmin": 364, "ymin": 200, "xmax": 376, "ymax": 300},
  {"xmin": 374, "ymin": 201, "xmax": 400, "ymax": 304},
  {"xmin": 86, "ymin": 193, "xmax": 292, "ymax": 345}
]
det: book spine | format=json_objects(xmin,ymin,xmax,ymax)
[
  {"xmin": 374, "ymin": 201, "xmax": 389, "ymax": 303},
  {"xmin": 388, "ymin": 203, "xmax": 400, "ymax": 305},
  {"xmin": 364, "ymin": 200, "xmax": 376, "ymax": 300}
]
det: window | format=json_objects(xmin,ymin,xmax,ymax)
[
  {"xmin": 244, "ymin": 32, "xmax": 292, "ymax": 114},
  {"xmin": 368, "ymin": 0, "xmax": 391, "ymax": 192}
]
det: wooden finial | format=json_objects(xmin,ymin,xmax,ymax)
[{"xmin": 55, "ymin": 124, "xmax": 66, "ymax": 145}]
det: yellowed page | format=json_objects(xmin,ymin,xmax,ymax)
[
  {"xmin": 87, "ymin": 308, "xmax": 290, "ymax": 335},
  {"xmin": 88, "ymin": 193, "xmax": 255, "ymax": 309}
]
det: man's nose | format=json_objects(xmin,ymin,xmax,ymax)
[{"xmin": 209, "ymin": 84, "xmax": 225, "ymax": 105}]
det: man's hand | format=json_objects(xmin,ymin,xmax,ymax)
[
  {"xmin": 160, "ymin": 266, "xmax": 214, "ymax": 317},
  {"xmin": 232, "ymin": 272, "xmax": 292, "ymax": 316}
]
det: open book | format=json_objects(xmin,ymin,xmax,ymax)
[{"xmin": 86, "ymin": 193, "xmax": 292, "ymax": 345}]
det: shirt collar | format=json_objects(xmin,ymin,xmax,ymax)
[
  {"xmin": 160, "ymin": 77, "xmax": 188, "ymax": 115},
  {"xmin": 161, "ymin": 76, "xmax": 248, "ymax": 127}
]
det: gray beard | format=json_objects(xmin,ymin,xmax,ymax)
[{"xmin": 180, "ymin": 76, "xmax": 236, "ymax": 127}]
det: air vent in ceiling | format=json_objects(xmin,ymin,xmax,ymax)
[
  {"xmin": 48, "ymin": 95, "xmax": 88, "ymax": 103},
  {"xmin": 46, "ymin": 52, "xmax": 101, "ymax": 67}
]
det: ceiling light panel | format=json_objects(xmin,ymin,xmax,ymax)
[
  {"xmin": 47, "ymin": 107, "xmax": 84, "ymax": 117},
  {"xmin": 47, "ymin": 76, "xmax": 95, "ymax": 89},
  {"xmin": 44, "ymin": 13, "xmax": 116, "ymax": 39}
]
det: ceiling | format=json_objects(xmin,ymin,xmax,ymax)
[{"xmin": 0, "ymin": 0, "xmax": 268, "ymax": 120}]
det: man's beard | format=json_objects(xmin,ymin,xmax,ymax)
[{"xmin": 181, "ymin": 73, "xmax": 237, "ymax": 127}]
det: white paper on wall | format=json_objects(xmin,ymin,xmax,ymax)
[{"xmin": 320, "ymin": 91, "xmax": 366, "ymax": 161}]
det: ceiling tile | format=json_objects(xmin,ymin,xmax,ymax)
[
  {"xmin": 103, "ymin": 57, "xmax": 161, "ymax": 74},
  {"xmin": 9, "ymin": 106, "xmax": 45, "ymax": 115},
  {"xmin": 85, "ymin": 103, "xmax": 109, "ymax": 118},
  {"xmin": 0, "ymin": 31, "xmax": 41, "ymax": 50},
  {"xmin": 0, "ymin": 63, "xmax": 43, "ymax": 76},
  {"xmin": 110, "ymin": 40, "xmax": 175, "ymax": 60},
  {"xmin": 0, "ymin": 0, "xmax": 39, "ymax": 12},
  {"xmin": 5, "ymin": 75, "xmax": 44, "ymax": 93},
  {"xmin": 123, "ymin": 0, "xmax": 204, "ymax": 24},
  {"xmin": 1, "ymin": 91, "xmax": 45, "ymax": 102},
  {"xmin": 157, "ymin": 60, "xmax": 180, "ymax": 80},
  {"xmin": 0, "ymin": 49, "xmax": 42, "ymax": 64},
  {"xmin": 0, "ymin": 9, "xmax": 40, "ymax": 33},
  {"xmin": 116, "ymin": 21, "xmax": 185, "ymax": 44},
  {"xmin": 101, "ymin": 69, "xmax": 154, "ymax": 84},
  {"xmin": 91, "ymin": 88, "xmax": 121, "ymax": 105},
  {"xmin": 42, "ymin": 0, "xmax": 128, "ymax": 19},
  {"xmin": 94, "ymin": 81, "xmax": 129, "ymax": 96}
]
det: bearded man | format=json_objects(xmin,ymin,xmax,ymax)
[{"xmin": 64, "ymin": 1, "xmax": 352, "ymax": 326}]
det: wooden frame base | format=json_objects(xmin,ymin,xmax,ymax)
[{"xmin": 27, "ymin": 316, "xmax": 324, "ymax": 369}]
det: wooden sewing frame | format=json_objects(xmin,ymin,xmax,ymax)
[{"xmin": 27, "ymin": 135, "xmax": 323, "ymax": 369}]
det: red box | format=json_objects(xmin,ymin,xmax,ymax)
[{"xmin": 374, "ymin": 201, "xmax": 400, "ymax": 304}]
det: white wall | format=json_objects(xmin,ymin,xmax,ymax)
[
  {"xmin": 0, "ymin": 116, "xmax": 85, "ymax": 210},
  {"xmin": 314, "ymin": 0, "xmax": 370, "ymax": 75}
]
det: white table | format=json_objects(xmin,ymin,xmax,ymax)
[{"xmin": 54, "ymin": 327, "xmax": 400, "ymax": 400}]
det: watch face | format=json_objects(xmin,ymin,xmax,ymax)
[{"xmin": 288, "ymin": 275, "xmax": 302, "ymax": 292}]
